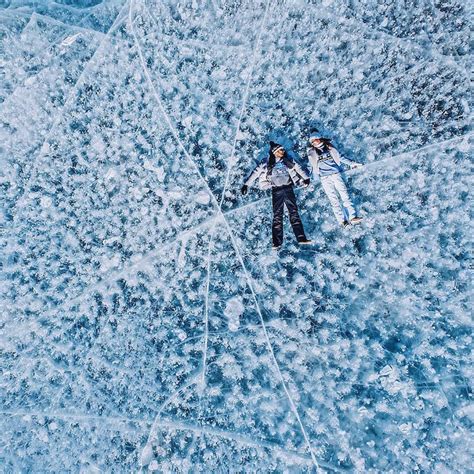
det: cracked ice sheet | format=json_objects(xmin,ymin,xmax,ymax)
[
  {"xmin": 1, "ymin": 16, "xmax": 103, "ymax": 214},
  {"xmin": 1, "ymin": 226, "xmax": 217, "ymax": 418},
  {"xmin": 131, "ymin": 0, "xmax": 273, "ymax": 195},
  {"xmin": 0, "ymin": 412, "xmax": 151, "ymax": 472},
  {"xmin": 215, "ymin": 2, "xmax": 470, "ymax": 213},
  {"xmin": 3, "ymin": 31, "xmax": 219, "ymax": 314},
  {"xmin": 141, "ymin": 218, "xmax": 323, "ymax": 468},
  {"xmin": 223, "ymin": 136, "xmax": 472, "ymax": 470},
  {"xmin": 0, "ymin": 11, "xmax": 34, "ymax": 103},
  {"xmin": 2, "ymin": 0, "xmax": 126, "ymax": 33},
  {"xmin": 139, "ymin": 425, "xmax": 314, "ymax": 471},
  {"xmin": 1, "ymin": 0, "xmax": 473, "ymax": 472},
  {"xmin": 217, "ymin": 1, "xmax": 469, "ymax": 211},
  {"xmin": 0, "ymin": 13, "xmax": 100, "ymax": 104},
  {"xmin": 325, "ymin": 0, "xmax": 472, "ymax": 66}
]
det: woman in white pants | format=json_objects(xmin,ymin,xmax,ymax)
[{"xmin": 307, "ymin": 132, "xmax": 363, "ymax": 227}]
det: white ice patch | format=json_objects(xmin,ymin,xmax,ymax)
[
  {"xmin": 91, "ymin": 135, "xmax": 106, "ymax": 155},
  {"xmin": 235, "ymin": 130, "xmax": 248, "ymax": 141},
  {"xmin": 99, "ymin": 254, "xmax": 121, "ymax": 273},
  {"xmin": 130, "ymin": 187, "xmax": 143, "ymax": 200},
  {"xmin": 36, "ymin": 428, "xmax": 49, "ymax": 443},
  {"xmin": 177, "ymin": 237, "xmax": 188, "ymax": 268},
  {"xmin": 353, "ymin": 69, "xmax": 364, "ymax": 81},
  {"xmin": 104, "ymin": 167, "xmax": 119, "ymax": 181},
  {"xmin": 227, "ymin": 154, "xmax": 238, "ymax": 166},
  {"xmin": 60, "ymin": 33, "xmax": 81, "ymax": 48},
  {"xmin": 182, "ymin": 116, "xmax": 193, "ymax": 129},
  {"xmin": 399, "ymin": 423, "xmax": 412, "ymax": 434},
  {"xmin": 140, "ymin": 444, "xmax": 153, "ymax": 467},
  {"xmin": 379, "ymin": 365, "xmax": 395, "ymax": 377},
  {"xmin": 167, "ymin": 188, "xmax": 184, "ymax": 199},
  {"xmin": 40, "ymin": 196, "xmax": 52, "ymax": 209},
  {"xmin": 25, "ymin": 76, "xmax": 37, "ymax": 86},
  {"xmin": 195, "ymin": 190, "xmax": 210, "ymax": 205},
  {"xmin": 225, "ymin": 296, "xmax": 244, "ymax": 332},
  {"xmin": 458, "ymin": 138, "xmax": 470, "ymax": 152},
  {"xmin": 143, "ymin": 160, "xmax": 166, "ymax": 181},
  {"xmin": 211, "ymin": 67, "xmax": 227, "ymax": 80},
  {"xmin": 103, "ymin": 235, "xmax": 120, "ymax": 246}
]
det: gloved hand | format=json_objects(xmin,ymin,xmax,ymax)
[
  {"xmin": 241, "ymin": 185, "xmax": 248, "ymax": 195},
  {"xmin": 351, "ymin": 162, "xmax": 363, "ymax": 169},
  {"xmin": 303, "ymin": 178, "xmax": 310, "ymax": 186}
]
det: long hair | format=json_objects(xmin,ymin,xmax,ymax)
[
  {"xmin": 311, "ymin": 137, "xmax": 333, "ymax": 156},
  {"xmin": 268, "ymin": 150, "xmax": 276, "ymax": 170},
  {"xmin": 314, "ymin": 137, "xmax": 332, "ymax": 147}
]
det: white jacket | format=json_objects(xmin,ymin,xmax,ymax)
[
  {"xmin": 244, "ymin": 158, "xmax": 309, "ymax": 190},
  {"xmin": 307, "ymin": 144, "xmax": 357, "ymax": 176}
]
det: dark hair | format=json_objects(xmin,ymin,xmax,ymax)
[
  {"xmin": 309, "ymin": 129, "xmax": 332, "ymax": 144},
  {"xmin": 314, "ymin": 137, "xmax": 332, "ymax": 146},
  {"xmin": 268, "ymin": 150, "xmax": 276, "ymax": 170},
  {"xmin": 267, "ymin": 144, "xmax": 294, "ymax": 173}
]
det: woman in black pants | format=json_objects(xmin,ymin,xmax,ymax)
[{"xmin": 241, "ymin": 142, "xmax": 312, "ymax": 249}]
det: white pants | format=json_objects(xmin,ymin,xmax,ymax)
[{"xmin": 320, "ymin": 173, "xmax": 356, "ymax": 223}]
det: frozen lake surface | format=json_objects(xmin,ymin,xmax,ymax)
[{"xmin": 1, "ymin": 0, "xmax": 472, "ymax": 471}]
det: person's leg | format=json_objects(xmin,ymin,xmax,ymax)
[
  {"xmin": 333, "ymin": 173, "xmax": 356, "ymax": 220},
  {"xmin": 284, "ymin": 186, "xmax": 307, "ymax": 241},
  {"xmin": 321, "ymin": 175, "xmax": 345, "ymax": 224},
  {"xmin": 272, "ymin": 187, "xmax": 285, "ymax": 247}
]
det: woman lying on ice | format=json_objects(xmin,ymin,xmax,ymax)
[
  {"xmin": 307, "ymin": 132, "xmax": 363, "ymax": 227},
  {"xmin": 241, "ymin": 141, "xmax": 313, "ymax": 250}
]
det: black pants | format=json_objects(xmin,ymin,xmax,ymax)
[{"xmin": 272, "ymin": 185, "xmax": 307, "ymax": 246}]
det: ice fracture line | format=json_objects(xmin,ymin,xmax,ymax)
[
  {"xmin": 200, "ymin": 226, "xmax": 214, "ymax": 389},
  {"xmin": 202, "ymin": 0, "xmax": 271, "ymax": 390},
  {"xmin": 11, "ymin": 0, "xmax": 131, "ymax": 217},
  {"xmin": 129, "ymin": 1, "xmax": 321, "ymax": 469}
]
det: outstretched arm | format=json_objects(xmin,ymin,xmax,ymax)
[
  {"xmin": 241, "ymin": 162, "xmax": 265, "ymax": 194},
  {"xmin": 293, "ymin": 162, "xmax": 310, "ymax": 181},
  {"xmin": 331, "ymin": 147, "xmax": 363, "ymax": 168},
  {"xmin": 340, "ymin": 156, "xmax": 363, "ymax": 168},
  {"xmin": 243, "ymin": 162, "xmax": 265, "ymax": 187},
  {"xmin": 331, "ymin": 147, "xmax": 362, "ymax": 168}
]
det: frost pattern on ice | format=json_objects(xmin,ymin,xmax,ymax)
[{"xmin": 1, "ymin": 0, "xmax": 472, "ymax": 472}]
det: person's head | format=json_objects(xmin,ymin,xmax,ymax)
[
  {"xmin": 309, "ymin": 132, "xmax": 323, "ymax": 147},
  {"xmin": 270, "ymin": 141, "xmax": 285, "ymax": 159},
  {"xmin": 274, "ymin": 147, "xmax": 285, "ymax": 159}
]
